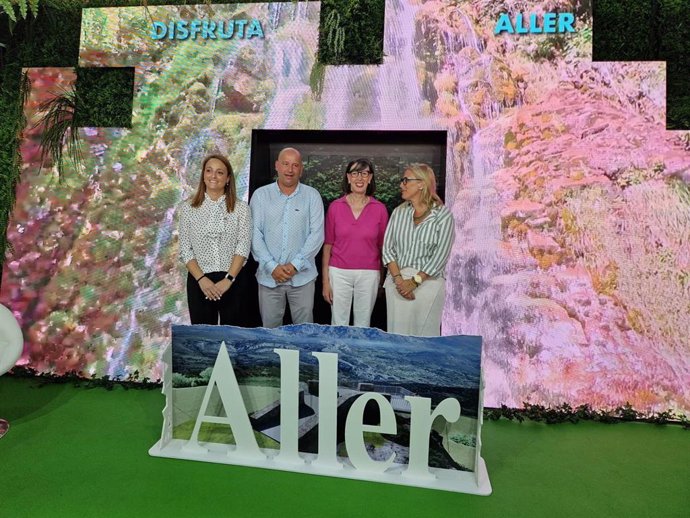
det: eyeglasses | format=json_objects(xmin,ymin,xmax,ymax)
[
  {"xmin": 399, "ymin": 177, "xmax": 423, "ymax": 185},
  {"xmin": 348, "ymin": 170, "xmax": 371, "ymax": 178}
]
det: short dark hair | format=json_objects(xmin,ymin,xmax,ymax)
[{"xmin": 341, "ymin": 158, "xmax": 376, "ymax": 196}]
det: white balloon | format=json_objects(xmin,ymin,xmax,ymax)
[{"xmin": 0, "ymin": 304, "xmax": 23, "ymax": 376}]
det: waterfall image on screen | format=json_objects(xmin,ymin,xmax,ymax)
[{"xmin": 2, "ymin": 1, "xmax": 689, "ymax": 415}]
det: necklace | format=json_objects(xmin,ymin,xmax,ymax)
[
  {"xmin": 413, "ymin": 206, "xmax": 431, "ymax": 223},
  {"xmin": 347, "ymin": 194, "xmax": 369, "ymax": 208}
]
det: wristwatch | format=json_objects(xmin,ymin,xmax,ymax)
[
  {"xmin": 412, "ymin": 274, "xmax": 423, "ymax": 286},
  {"xmin": 225, "ymin": 273, "xmax": 235, "ymax": 282}
]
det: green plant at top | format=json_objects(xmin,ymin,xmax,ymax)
[
  {"xmin": 1, "ymin": 0, "xmax": 39, "ymax": 31},
  {"xmin": 318, "ymin": 0, "xmax": 384, "ymax": 65},
  {"xmin": 0, "ymin": 70, "xmax": 29, "ymax": 275},
  {"xmin": 74, "ymin": 67, "xmax": 134, "ymax": 128},
  {"xmin": 324, "ymin": 10, "xmax": 345, "ymax": 62},
  {"xmin": 35, "ymin": 85, "xmax": 82, "ymax": 178}
]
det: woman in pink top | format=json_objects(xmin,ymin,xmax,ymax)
[{"xmin": 322, "ymin": 159, "xmax": 389, "ymax": 327}]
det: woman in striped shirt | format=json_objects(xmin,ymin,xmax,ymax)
[{"xmin": 382, "ymin": 164, "xmax": 455, "ymax": 336}]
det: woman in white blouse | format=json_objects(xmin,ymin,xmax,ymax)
[
  {"xmin": 382, "ymin": 164, "xmax": 455, "ymax": 336},
  {"xmin": 178, "ymin": 155, "xmax": 252, "ymax": 325}
]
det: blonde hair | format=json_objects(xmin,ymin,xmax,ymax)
[
  {"xmin": 191, "ymin": 154, "xmax": 237, "ymax": 212},
  {"xmin": 405, "ymin": 163, "xmax": 443, "ymax": 208}
]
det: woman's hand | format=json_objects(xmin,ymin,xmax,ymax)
[
  {"xmin": 199, "ymin": 277, "xmax": 222, "ymax": 301},
  {"xmin": 322, "ymin": 280, "xmax": 333, "ymax": 304},
  {"xmin": 214, "ymin": 278, "xmax": 233, "ymax": 297},
  {"xmin": 396, "ymin": 278, "xmax": 416, "ymax": 300},
  {"xmin": 393, "ymin": 275, "xmax": 405, "ymax": 294}
]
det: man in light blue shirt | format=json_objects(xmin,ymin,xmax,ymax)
[{"xmin": 250, "ymin": 147, "xmax": 324, "ymax": 327}]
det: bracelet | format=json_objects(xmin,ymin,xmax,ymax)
[
  {"xmin": 196, "ymin": 274, "xmax": 207, "ymax": 282},
  {"xmin": 392, "ymin": 273, "xmax": 402, "ymax": 279}
]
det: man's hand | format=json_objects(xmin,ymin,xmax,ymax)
[{"xmin": 271, "ymin": 264, "xmax": 296, "ymax": 283}]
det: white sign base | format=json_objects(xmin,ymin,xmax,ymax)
[{"xmin": 149, "ymin": 439, "xmax": 492, "ymax": 495}]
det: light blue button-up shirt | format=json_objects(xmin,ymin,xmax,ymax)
[{"xmin": 250, "ymin": 181, "xmax": 324, "ymax": 288}]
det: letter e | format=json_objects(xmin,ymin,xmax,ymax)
[{"xmin": 345, "ymin": 393, "xmax": 397, "ymax": 473}]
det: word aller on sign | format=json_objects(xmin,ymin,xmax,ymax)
[
  {"xmin": 151, "ymin": 19, "xmax": 265, "ymax": 40},
  {"xmin": 494, "ymin": 12, "xmax": 575, "ymax": 35},
  {"xmin": 182, "ymin": 343, "xmax": 462, "ymax": 478}
]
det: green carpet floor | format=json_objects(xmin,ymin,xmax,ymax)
[{"xmin": 0, "ymin": 376, "xmax": 688, "ymax": 517}]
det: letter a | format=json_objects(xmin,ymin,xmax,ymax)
[
  {"xmin": 182, "ymin": 341, "xmax": 265, "ymax": 460},
  {"xmin": 494, "ymin": 13, "xmax": 514, "ymax": 35},
  {"xmin": 246, "ymin": 19, "xmax": 265, "ymax": 39}
]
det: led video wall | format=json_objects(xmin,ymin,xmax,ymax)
[{"xmin": 2, "ymin": 1, "xmax": 689, "ymax": 414}]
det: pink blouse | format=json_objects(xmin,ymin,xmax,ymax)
[{"xmin": 324, "ymin": 196, "xmax": 389, "ymax": 270}]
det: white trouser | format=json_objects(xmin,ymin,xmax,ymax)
[
  {"xmin": 328, "ymin": 266, "xmax": 380, "ymax": 327},
  {"xmin": 384, "ymin": 267, "xmax": 446, "ymax": 336}
]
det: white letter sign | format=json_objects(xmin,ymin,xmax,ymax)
[{"xmin": 152, "ymin": 324, "xmax": 491, "ymax": 495}]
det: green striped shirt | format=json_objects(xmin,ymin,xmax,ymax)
[{"xmin": 382, "ymin": 202, "xmax": 455, "ymax": 278}]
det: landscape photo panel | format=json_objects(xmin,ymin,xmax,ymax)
[{"xmin": 170, "ymin": 323, "xmax": 483, "ymax": 473}]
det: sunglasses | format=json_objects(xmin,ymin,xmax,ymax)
[{"xmin": 399, "ymin": 177, "xmax": 423, "ymax": 185}]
